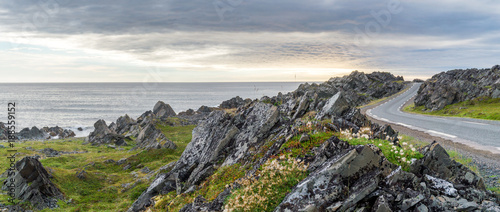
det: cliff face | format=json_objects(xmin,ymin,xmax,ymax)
[{"xmin": 414, "ymin": 65, "xmax": 500, "ymax": 111}]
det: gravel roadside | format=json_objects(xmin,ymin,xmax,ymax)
[{"xmin": 360, "ymin": 83, "xmax": 500, "ymax": 190}]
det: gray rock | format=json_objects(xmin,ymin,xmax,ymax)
[
  {"xmin": 276, "ymin": 144, "xmax": 395, "ymax": 211},
  {"xmin": 153, "ymin": 101, "xmax": 176, "ymax": 118},
  {"xmin": 135, "ymin": 117, "xmax": 176, "ymax": 150},
  {"xmin": 1, "ymin": 157, "xmax": 64, "ymax": 210},
  {"xmin": 17, "ymin": 127, "xmax": 48, "ymax": 140},
  {"xmin": 87, "ymin": 120, "xmax": 126, "ymax": 146},
  {"xmin": 140, "ymin": 167, "xmax": 151, "ymax": 174},
  {"xmin": 456, "ymin": 198, "xmax": 479, "ymax": 211},
  {"xmin": 219, "ymin": 96, "xmax": 246, "ymax": 109}
]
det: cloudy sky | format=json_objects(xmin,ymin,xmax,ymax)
[{"xmin": 0, "ymin": 0, "xmax": 499, "ymax": 82}]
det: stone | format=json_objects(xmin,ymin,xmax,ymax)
[
  {"xmin": 17, "ymin": 127, "xmax": 48, "ymax": 140},
  {"xmin": 1, "ymin": 157, "xmax": 64, "ymax": 210},
  {"xmin": 219, "ymin": 96, "xmax": 245, "ymax": 109},
  {"xmin": 456, "ymin": 198, "xmax": 479, "ymax": 211},
  {"xmin": 153, "ymin": 101, "xmax": 176, "ymax": 118}
]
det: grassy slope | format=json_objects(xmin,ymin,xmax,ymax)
[
  {"xmin": 404, "ymin": 97, "xmax": 500, "ymax": 121},
  {"xmin": 0, "ymin": 124, "xmax": 195, "ymax": 212}
]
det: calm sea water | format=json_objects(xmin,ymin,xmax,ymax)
[{"xmin": 0, "ymin": 82, "xmax": 303, "ymax": 137}]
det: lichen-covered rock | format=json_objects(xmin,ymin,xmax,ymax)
[{"xmin": 1, "ymin": 157, "xmax": 64, "ymax": 210}]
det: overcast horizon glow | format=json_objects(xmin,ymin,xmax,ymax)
[{"xmin": 1, "ymin": 0, "xmax": 499, "ymax": 82}]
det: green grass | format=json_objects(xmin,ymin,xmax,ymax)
[
  {"xmin": 224, "ymin": 158, "xmax": 308, "ymax": 211},
  {"xmin": 404, "ymin": 97, "xmax": 500, "ymax": 121},
  {"xmin": 446, "ymin": 150, "xmax": 479, "ymax": 175},
  {"xmin": 0, "ymin": 123, "xmax": 196, "ymax": 212},
  {"xmin": 279, "ymin": 132, "xmax": 334, "ymax": 158},
  {"xmin": 153, "ymin": 163, "xmax": 247, "ymax": 212}
]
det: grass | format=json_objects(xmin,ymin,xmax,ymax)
[
  {"xmin": 404, "ymin": 97, "xmax": 500, "ymax": 121},
  {"xmin": 224, "ymin": 157, "xmax": 308, "ymax": 211},
  {"xmin": 447, "ymin": 150, "xmax": 479, "ymax": 175},
  {"xmin": 153, "ymin": 163, "xmax": 247, "ymax": 212},
  {"xmin": 0, "ymin": 123, "xmax": 195, "ymax": 212},
  {"xmin": 279, "ymin": 131, "xmax": 334, "ymax": 158}
]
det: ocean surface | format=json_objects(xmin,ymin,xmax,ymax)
[{"xmin": 0, "ymin": 82, "xmax": 304, "ymax": 137}]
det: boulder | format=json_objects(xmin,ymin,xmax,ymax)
[
  {"xmin": 153, "ymin": 101, "xmax": 176, "ymax": 118},
  {"xmin": 315, "ymin": 92, "xmax": 350, "ymax": 120},
  {"xmin": 1, "ymin": 157, "xmax": 64, "ymax": 210}
]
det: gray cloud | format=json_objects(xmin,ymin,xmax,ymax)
[{"xmin": 1, "ymin": 0, "xmax": 499, "ymax": 81}]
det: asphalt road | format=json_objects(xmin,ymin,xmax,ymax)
[{"xmin": 367, "ymin": 83, "xmax": 500, "ymax": 154}]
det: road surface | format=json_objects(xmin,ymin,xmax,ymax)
[{"xmin": 367, "ymin": 83, "xmax": 500, "ymax": 154}]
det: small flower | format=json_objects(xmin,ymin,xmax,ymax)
[
  {"xmin": 411, "ymin": 148, "xmax": 416, "ymax": 152},
  {"xmin": 402, "ymin": 142, "xmax": 407, "ymax": 146}
]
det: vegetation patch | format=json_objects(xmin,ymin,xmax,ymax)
[
  {"xmin": 153, "ymin": 163, "xmax": 246, "ymax": 211},
  {"xmin": 404, "ymin": 97, "xmax": 500, "ymax": 121},
  {"xmin": 224, "ymin": 157, "xmax": 308, "ymax": 211}
]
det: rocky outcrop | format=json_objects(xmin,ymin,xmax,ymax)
[
  {"xmin": 153, "ymin": 101, "xmax": 176, "ymax": 118},
  {"xmin": 1, "ymin": 157, "xmax": 64, "ymax": 210},
  {"xmin": 128, "ymin": 71, "xmax": 408, "ymax": 211},
  {"xmin": 42, "ymin": 126, "xmax": 76, "ymax": 139},
  {"xmin": 87, "ymin": 105, "xmax": 178, "ymax": 150},
  {"xmin": 135, "ymin": 116, "xmax": 176, "ymax": 150},
  {"xmin": 219, "ymin": 96, "xmax": 251, "ymax": 109},
  {"xmin": 17, "ymin": 127, "xmax": 48, "ymax": 140},
  {"xmin": 87, "ymin": 119, "xmax": 126, "ymax": 146},
  {"xmin": 276, "ymin": 141, "xmax": 498, "ymax": 211},
  {"xmin": 0, "ymin": 124, "xmax": 76, "ymax": 141},
  {"xmin": 415, "ymin": 65, "xmax": 500, "ymax": 111}
]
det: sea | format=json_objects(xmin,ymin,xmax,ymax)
[{"xmin": 0, "ymin": 82, "xmax": 304, "ymax": 137}]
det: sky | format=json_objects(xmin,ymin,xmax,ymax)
[{"xmin": 0, "ymin": 0, "xmax": 499, "ymax": 82}]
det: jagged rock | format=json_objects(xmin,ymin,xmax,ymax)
[
  {"xmin": 410, "ymin": 141, "xmax": 485, "ymax": 190},
  {"xmin": 129, "ymin": 102, "xmax": 279, "ymax": 211},
  {"xmin": 153, "ymin": 101, "xmax": 176, "ymax": 118},
  {"xmin": 42, "ymin": 126, "xmax": 76, "ymax": 139},
  {"xmin": 1, "ymin": 157, "xmax": 64, "ymax": 210},
  {"xmin": 197, "ymin": 105, "xmax": 214, "ymax": 113},
  {"xmin": 315, "ymin": 92, "xmax": 350, "ymax": 120},
  {"xmin": 116, "ymin": 114, "xmax": 136, "ymax": 135},
  {"xmin": 219, "ymin": 96, "xmax": 247, "ymax": 109},
  {"xmin": 276, "ymin": 144, "xmax": 395, "ymax": 211},
  {"xmin": 17, "ymin": 127, "xmax": 48, "ymax": 140},
  {"xmin": 135, "ymin": 117, "xmax": 176, "ymax": 150},
  {"xmin": 87, "ymin": 120, "xmax": 126, "ymax": 146},
  {"xmin": 415, "ymin": 65, "xmax": 500, "ymax": 111}
]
